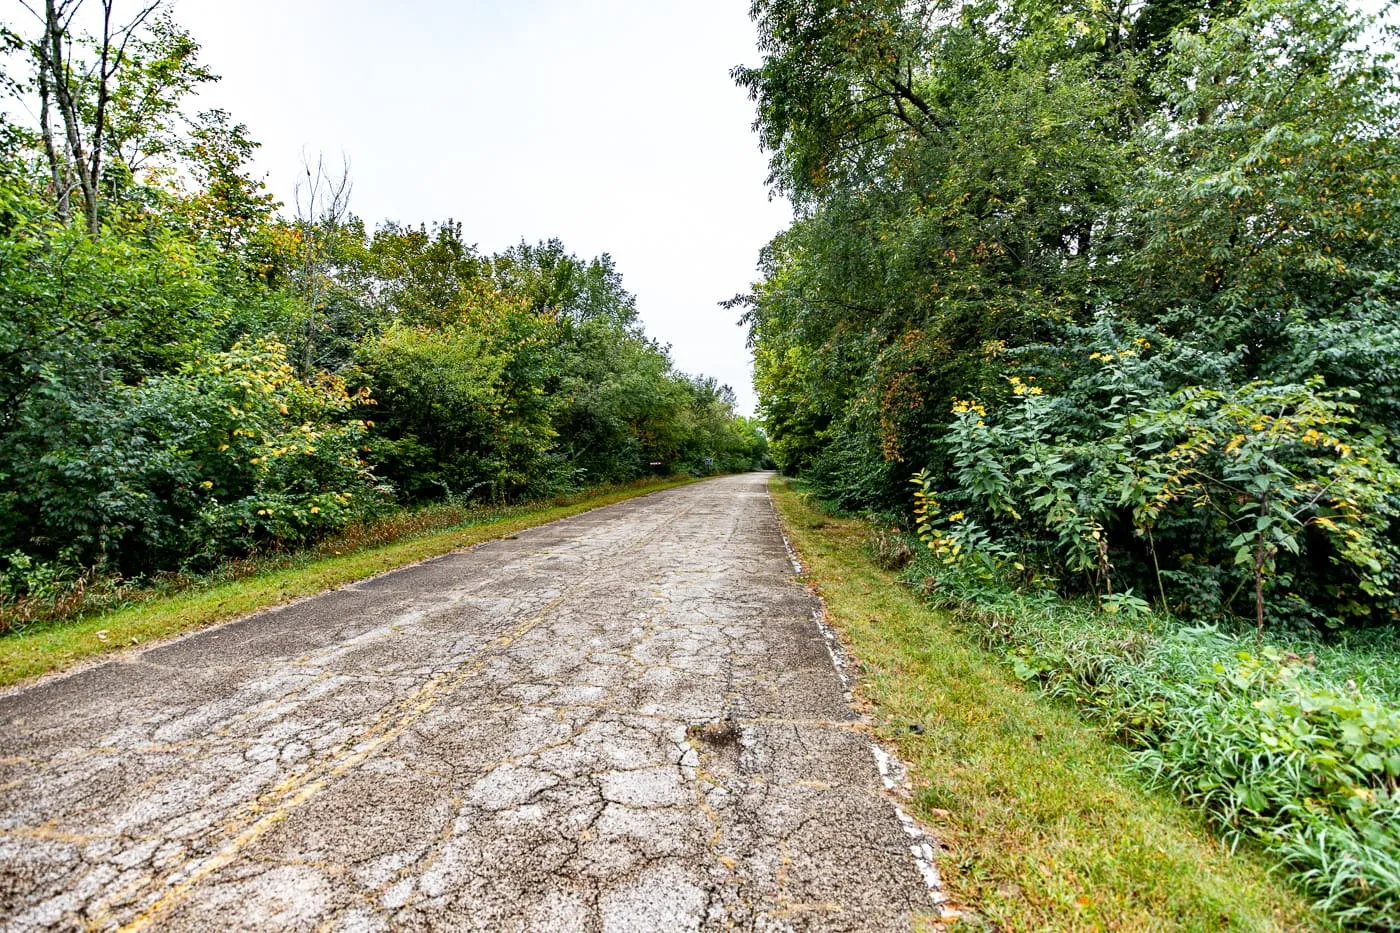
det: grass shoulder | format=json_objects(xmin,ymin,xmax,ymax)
[
  {"xmin": 768, "ymin": 476, "xmax": 1323, "ymax": 932},
  {"xmin": 0, "ymin": 476, "xmax": 699, "ymax": 690}
]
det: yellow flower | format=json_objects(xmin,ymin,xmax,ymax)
[
  {"xmin": 948, "ymin": 511, "xmax": 966, "ymax": 522},
  {"xmin": 310, "ymin": 506, "xmax": 321, "ymax": 514}
]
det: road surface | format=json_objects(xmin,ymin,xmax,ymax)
[{"xmin": 1, "ymin": 474, "xmax": 935, "ymax": 931}]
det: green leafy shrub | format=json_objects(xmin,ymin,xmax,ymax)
[
  {"xmin": 913, "ymin": 348, "xmax": 1400, "ymax": 632},
  {"xmin": 353, "ymin": 320, "xmax": 509, "ymax": 502},
  {"xmin": 910, "ymin": 544, "xmax": 1400, "ymax": 926},
  {"xmin": 136, "ymin": 338, "xmax": 379, "ymax": 564},
  {"xmin": 1, "ymin": 338, "xmax": 376, "ymax": 580}
]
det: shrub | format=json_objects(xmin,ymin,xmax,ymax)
[
  {"xmin": 914, "ymin": 349, "xmax": 1400, "ymax": 632},
  {"xmin": 910, "ymin": 545, "xmax": 1400, "ymax": 926},
  {"xmin": 0, "ymin": 339, "xmax": 377, "ymax": 579}
]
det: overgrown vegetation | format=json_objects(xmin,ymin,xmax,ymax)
[
  {"xmin": 737, "ymin": 0, "xmax": 1400, "ymax": 922},
  {"xmin": 771, "ymin": 478, "xmax": 1321, "ymax": 932},
  {"xmin": 0, "ymin": 2, "xmax": 769, "ymax": 624},
  {"xmin": 737, "ymin": 0, "xmax": 1400, "ymax": 631},
  {"xmin": 914, "ymin": 554, "xmax": 1400, "ymax": 926}
]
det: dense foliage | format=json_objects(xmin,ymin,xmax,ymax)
[
  {"xmin": 0, "ymin": 5, "xmax": 767, "ymax": 602},
  {"xmin": 738, "ymin": 0, "xmax": 1400, "ymax": 633},
  {"xmin": 738, "ymin": 0, "xmax": 1400, "ymax": 921}
]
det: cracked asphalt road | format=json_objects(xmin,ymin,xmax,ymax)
[{"xmin": 0, "ymin": 473, "xmax": 933, "ymax": 931}]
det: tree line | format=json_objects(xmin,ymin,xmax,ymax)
[
  {"xmin": 0, "ymin": 2, "xmax": 768, "ymax": 594},
  {"xmin": 737, "ymin": 0, "xmax": 1400, "ymax": 634}
]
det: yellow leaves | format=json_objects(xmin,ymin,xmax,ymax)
[{"xmin": 1096, "ymin": 347, "xmax": 1133, "ymax": 361}]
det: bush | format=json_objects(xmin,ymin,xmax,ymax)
[
  {"xmin": 913, "ymin": 344, "xmax": 1400, "ymax": 633},
  {"xmin": 353, "ymin": 321, "xmax": 507, "ymax": 501},
  {"xmin": 0, "ymin": 339, "xmax": 378, "ymax": 579}
]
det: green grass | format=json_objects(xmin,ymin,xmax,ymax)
[
  {"xmin": 0, "ymin": 476, "xmax": 697, "ymax": 689},
  {"xmin": 897, "ymin": 545, "xmax": 1400, "ymax": 926},
  {"xmin": 769, "ymin": 476, "xmax": 1324, "ymax": 931}
]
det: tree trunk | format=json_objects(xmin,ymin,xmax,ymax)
[
  {"xmin": 44, "ymin": 0, "xmax": 99, "ymax": 233},
  {"xmin": 36, "ymin": 66, "xmax": 71, "ymax": 223}
]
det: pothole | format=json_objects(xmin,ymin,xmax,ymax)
[
  {"xmin": 686, "ymin": 720, "xmax": 744, "ymax": 775},
  {"xmin": 687, "ymin": 721, "xmax": 740, "ymax": 750}
]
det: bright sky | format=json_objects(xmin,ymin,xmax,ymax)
[{"xmin": 172, "ymin": 0, "xmax": 790, "ymax": 416}]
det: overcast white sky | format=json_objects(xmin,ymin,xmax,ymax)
[{"xmin": 170, "ymin": 0, "xmax": 790, "ymax": 415}]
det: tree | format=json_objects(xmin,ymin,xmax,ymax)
[
  {"xmin": 290, "ymin": 153, "xmax": 355, "ymax": 378},
  {"xmin": 20, "ymin": 0, "xmax": 219, "ymax": 231},
  {"xmin": 740, "ymin": 0, "xmax": 1400, "ymax": 629}
]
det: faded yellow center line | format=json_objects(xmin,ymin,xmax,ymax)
[
  {"xmin": 110, "ymin": 498, "xmax": 697, "ymax": 931},
  {"xmin": 108, "ymin": 592, "xmax": 568, "ymax": 933},
  {"xmin": 0, "ymin": 825, "xmax": 126, "ymax": 845}
]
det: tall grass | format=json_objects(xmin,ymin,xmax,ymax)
[{"xmin": 909, "ymin": 556, "xmax": 1400, "ymax": 927}]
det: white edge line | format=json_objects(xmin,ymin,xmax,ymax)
[{"xmin": 765, "ymin": 482, "xmax": 954, "ymax": 918}]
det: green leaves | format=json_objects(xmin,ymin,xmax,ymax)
[
  {"xmin": 743, "ymin": 0, "xmax": 1400, "ymax": 629},
  {"xmin": 939, "ymin": 577, "xmax": 1400, "ymax": 925}
]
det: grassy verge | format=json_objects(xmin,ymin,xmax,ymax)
[
  {"xmin": 769, "ymin": 477, "xmax": 1323, "ymax": 931},
  {"xmin": 0, "ymin": 476, "xmax": 697, "ymax": 689}
]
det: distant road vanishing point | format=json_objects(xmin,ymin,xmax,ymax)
[{"xmin": 1, "ymin": 474, "xmax": 935, "ymax": 931}]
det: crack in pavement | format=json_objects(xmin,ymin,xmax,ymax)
[{"xmin": 0, "ymin": 474, "xmax": 939, "ymax": 931}]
